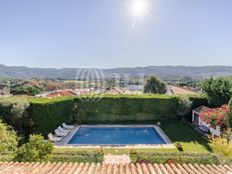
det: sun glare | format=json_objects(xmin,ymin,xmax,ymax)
[{"xmin": 128, "ymin": 0, "xmax": 150, "ymax": 18}]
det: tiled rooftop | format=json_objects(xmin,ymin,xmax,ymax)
[
  {"xmin": 193, "ymin": 106, "xmax": 211, "ymax": 113},
  {"xmin": 170, "ymin": 85, "xmax": 197, "ymax": 95},
  {"xmin": 0, "ymin": 162, "xmax": 231, "ymax": 174}
]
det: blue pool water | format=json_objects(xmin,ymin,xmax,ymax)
[{"xmin": 68, "ymin": 126, "xmax": 166, "ymax": 145}]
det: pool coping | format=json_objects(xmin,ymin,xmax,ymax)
[{"xmin": 56, "ymin": 125, "xmax": 175, "ymax": 148}]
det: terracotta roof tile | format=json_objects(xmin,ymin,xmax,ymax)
[
  {"xmin": 170, "ymin": 85, "xmax": 197, "ymax": 95},
  {"xmin": 0, "ymin": 162, "xmax": 232, "ymax": 174},
  {"xmin": 193, "ymin": 106, "xmax": 211, "ymax": 113}
]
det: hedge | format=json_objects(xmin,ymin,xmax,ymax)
[
  {"xmin": 0, "ymin": 150, "xmax": 104, "ymax": 163},
  {"xmin": 29, "ymin": 97, "xmax": 76, "ymax": 135},
  {"xmin": 188, "ymin": 95, "xmax": 209, "ymax": 109},
  {"xmin": 0, "ymin": 94, "xmax": 207, "ymax": 136},
  {"xmin": 135, "ymin": 152, "xmax": 220, "ymax": 164},
  {"xmin": 50, "ymin": 149, "xmax": 103, "ymax": 163},
  {"xmin": 74, "ymin": 95, "xmax": 179, "ymax": 124},
  {"xmin": 186, "ymin": 95, "xmax": 208, "ymax": 121}
]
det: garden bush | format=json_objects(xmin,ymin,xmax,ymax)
[
  {"xmin": 74, "ymin": 95, "xmax": 179, "ymax": 124},
  {"xmin": 136, "ymin": 152, "xmax": 220, "ymax": 164},
  {"xmin": 211, "ymin": 137, "xmax": 232, "ymax": 158},
  {"xmin": 0, "ymin": 119, "xmax": 18, "ymax": 161},
  {"xmin": 51, "ymin": 149, "xmax": 104, "ymax": 163},
  {"xmin": 15, "ymin": 134, "xmax": 54, "ymax": 162}
]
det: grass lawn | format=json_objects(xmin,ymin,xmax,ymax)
[
  {"xmin": 160, "ymin": 120, "xmax": 212, "ymax": 153},
  {"xmin": 55, "ymin": 120, "xmax": 212, "ymax": 155}
]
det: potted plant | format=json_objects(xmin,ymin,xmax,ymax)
[
  {"xmin": 176, "ymin": 143, "xmax": 183, "ymax": 151},
  {"xmin": 95, "ymin": 148, "xmax": 104, "ymax": 162},
  {"xmin": 129, "ymin": 149, "xmax": 138, "ymax": 163}
]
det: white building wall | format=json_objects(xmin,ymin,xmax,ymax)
[{"xmin": 199, "ymin": 119, "xmax": 221, "ymax": 137}]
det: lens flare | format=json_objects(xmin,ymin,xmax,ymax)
[{"xmin": 128, "ymin": 0, "xmax": 150, "ymax": 18}]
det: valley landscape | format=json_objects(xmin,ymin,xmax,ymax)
[{"xmin": 0, "ymin": 0, "xmax": 232, "ymax": 173}]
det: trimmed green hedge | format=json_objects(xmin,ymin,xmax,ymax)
[
  {"xmin": 0, "ymin": 150, "xmax": 104, "ymax": 163},
  {"xmin": 136, "ymin": 152, "xmax": 220, "ymax": 164},
  {"xmin": 50, "ymin": 149, "xmax": 103, "ymax": 163},
  {"xmin": 0, "ymin": 94, "xmax": 207, "ymax": 136},
  {"xmin": 29, "ymin": 97, "xmax": 76, "ymax": 135},
  {"xmin": 74, "ymin": 95, "xmax": 179, "ymax": 124}
]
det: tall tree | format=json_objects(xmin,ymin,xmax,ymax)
[
  {"xmin": 144, "ymin": 76, "xmax": 166, "ymax": 94},
  {"xmin": 202, "ymin": 77, "xmax": 232, "ymax": 107},
  {"xmin": 10, "ymin": 86, "xmax": 42, "ymax": 96}
]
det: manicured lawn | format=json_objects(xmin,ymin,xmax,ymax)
[{"xmin": 160, "ymin": 120, "xmax": 212, "ymax": 153}]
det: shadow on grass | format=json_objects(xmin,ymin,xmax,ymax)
[{"xmin": 160, "ymin": 120, "xmax": 213, "ymax": 152}]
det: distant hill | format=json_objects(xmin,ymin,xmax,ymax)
[{"xmin": 0, "ymin": 64, "xmax": 232, "ymax": 80}]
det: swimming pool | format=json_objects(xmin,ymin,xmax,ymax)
[{"xmin": 68, "ymin": 126, "xmax": 168, "ymax": 145}]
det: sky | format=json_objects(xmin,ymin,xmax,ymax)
[{"xmin": 0, "ymin": 0, "xmax": 232, "ymax": 68}]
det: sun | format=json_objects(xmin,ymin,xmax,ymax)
[{"xmin": 128, "ymin": 0, "xmax": 150, "ymax": 18}]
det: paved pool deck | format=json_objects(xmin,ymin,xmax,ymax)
[
  {"xmin": 103, "ymin": 154, "xmax": 131, "ymax": 164},
  {"xmin": 55, "ymin": 125, "xmax": 175, "ymax": 149}
]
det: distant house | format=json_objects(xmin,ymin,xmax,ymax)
[
  {"xmin": 128, "ymin": 85, "xmax": 143, "ymax": 91},
  {"xmin": 37, "ymin": 89, "xmax": 78, "ymax": 98},
  {"xmin": 104, "ymin": 87, "xmax": 122, "ymax": 94},
  {"xmin": 192, "ymin": 106, "xmax": 221, "ymax": 136}
]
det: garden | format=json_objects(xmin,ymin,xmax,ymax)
[{"xmin": 0, "ymin": 76, "xmax": 232, "ymax": 164}]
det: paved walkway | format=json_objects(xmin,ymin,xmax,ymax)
[{"xmin": 103, "ymin": 154, "xmax": 131, "ymax": 164}]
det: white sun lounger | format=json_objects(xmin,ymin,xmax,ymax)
[
  {"xmin": 48, "ymin": 133, "xmax": 62, "ymax": 142},
  {"xmin": 55, "ymin": 129, "xmax": 68, "ymax": 137},
  {"xmin": 62, "ymin": 123, "xmax": 74, "ymax": 129},
  {"xmin": 58, "ymin": 126, "xmax": 70, "ymax": 133}
]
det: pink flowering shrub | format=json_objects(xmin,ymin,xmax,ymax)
[{"xmin": 199, "ymin": 105, "xmax": 229, "ymax": 131}]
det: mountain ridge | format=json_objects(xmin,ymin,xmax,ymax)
[{"xmin": 0, "ymin": 64, "xmax": 232, "ymax": 79}]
